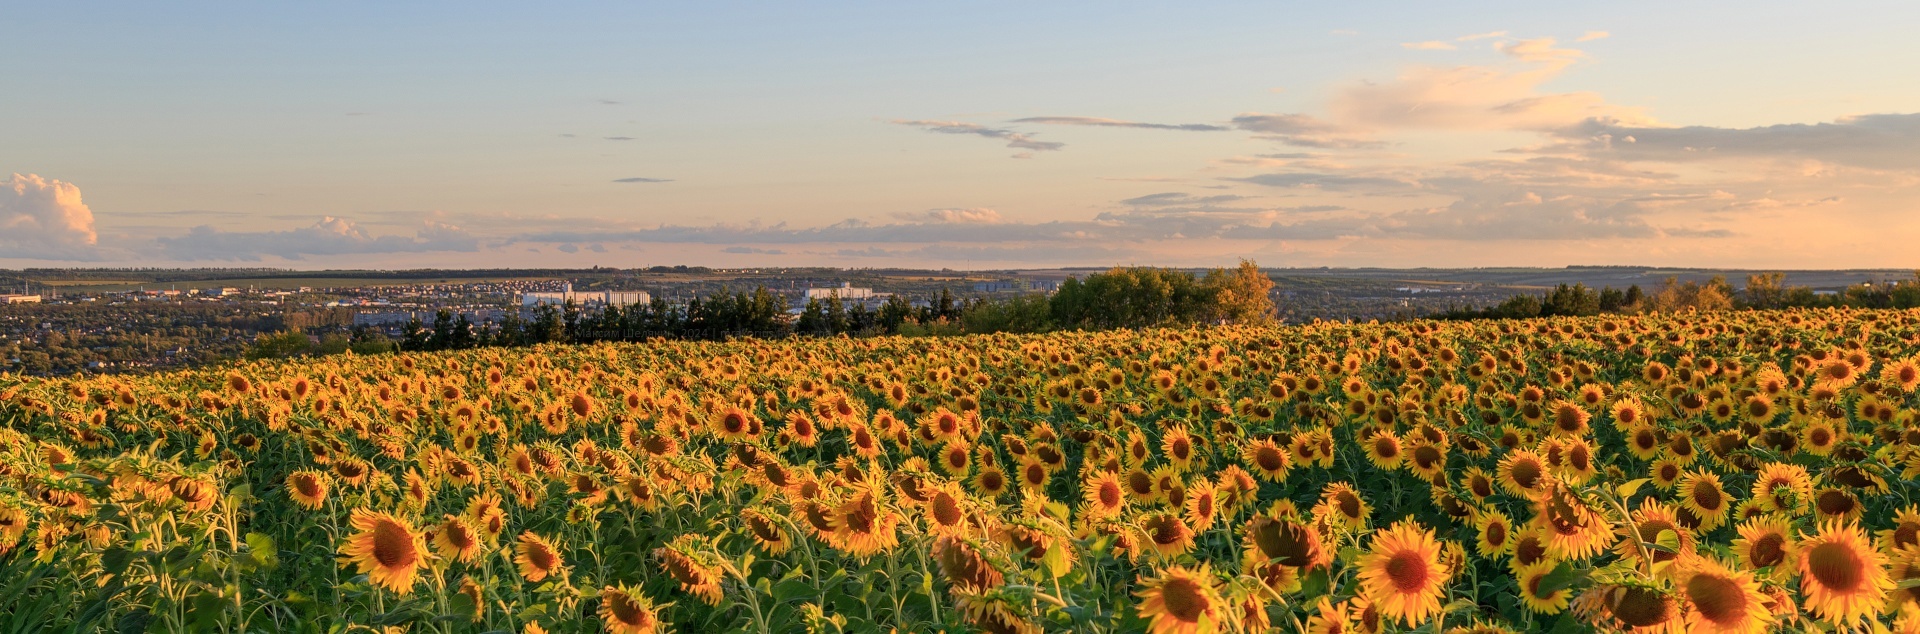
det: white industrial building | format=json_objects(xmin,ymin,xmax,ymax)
[
  {"xmin": 0, "ymin": 294, "xmax": 42, "ymax": 304},
  {"xmin": 805, "ymin": 283, "xmax": 873, "ymax": 301},
  {"xmin": 520, "ymin": 284, "xmax": 650, "ymax": 310}
]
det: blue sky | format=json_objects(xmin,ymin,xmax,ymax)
[{"xmin": 5, "ymin": 1, "xmax": 1919, "ymax": 268}]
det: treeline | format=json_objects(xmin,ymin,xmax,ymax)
[
  {"xmin": 244, "ymin": 261, "xmax": 1278, "ymax": 359},
  {"xmin": 1433, "ymin": 272, "xmax": 1920, "ymax": 320}
]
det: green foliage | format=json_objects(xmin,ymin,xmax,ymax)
[{"xmin": 243, "ymin": 330, "xmax": 312, "ymax": 360}]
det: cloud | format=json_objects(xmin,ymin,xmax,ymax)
[
  {"xmin": 722, "ymin": 246, "xmax": 786, "ymax": 255},
  {"xmin": 1, "ymin": 174, "xmax": 99, "ymax": 260},
  {"xmin": 1228, "ymin": 172, "xmax": 1419, "ymax": 192},
  {"xmin": 1228, "ymin": 113, "xmax": 1383, "ymax": 148},
  {"xmin": 892, "ymin": 208, "xmax": 1005, "ymax": 224},
  {"xmin": 604, "ymin": 136, "xmax": 635, "ymax": 141},
  {"xmin": 1009, "ymin": 116, "xmax": 1229, "ymax": 132},
  {"xmin": 597, "ymin": 99, "xmax": 621, "ymax": 105},
  {"xmin": 891, "ymin": 119, "xmax": 1063, "ymax": 153},
  {"xmin": 154, "ymin": 216, "xmax": 480, "ymax": 261},
  {"xmin": 1120, "ymin": 192, "xmax": 1251, "ymax": 207},
  {"xmin": 1566, "ymin": 113, "xmax": 1920, "ymax": 171},
  {"xmin": 1576, "ymin": 31, "xmax": 1610, "ymax": 42},
  {"xmin": 1401, "ymin": 41, "xmax": 1456, "ymax": 51},
  {"xmin": 613, "ymin": 177, "xmax": 673, "ymax": 183},
  {"xmin": 1457, "ymin": 31, "xmax": 1509, "ymax": 41},
  {"xmin": 1329, "ymin": 38, "xmax": 1650, "ymax": 132}
]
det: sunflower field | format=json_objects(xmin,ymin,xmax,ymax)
[{"xmin": 4, "ymin": 308, "xmax": 1920, "ymax": 633}]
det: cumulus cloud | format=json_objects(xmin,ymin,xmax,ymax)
[
  {"xmin": 1, "ymin": 173, "xmax": 99, "ymax": 260},
  {"xmin": 154, "ymin": 216, "xmax": 480, "ymax": 261},
  {"xmin": 1010, "ymin": 116, "xmax": 1229, "ymax": 132},
  {"xmin": 890, "ymin": 120, "xmax": 1063, "ymax": 153}
]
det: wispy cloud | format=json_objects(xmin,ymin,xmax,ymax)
[
  {"xmin": 1576, "ymin": 31, "xmax": 1610, "ymax": 42},
  {"xmin": 1401, "ymin": 41, "xmax": 1456, "ymax": 51},
  {"xmin": 1010, "ymin": 116, "xmax": 1229, "ymax": 132},
  {"xmin": 604, "ymin": 136, "xmax": 636, "ymax": 141},
  {"xmin": 613, "ymin": 177, "xmax": 673, "ymax": 183},
  {"xmin": 890, "ymin": 119, "xmax": 1063, "ymax": 153}
]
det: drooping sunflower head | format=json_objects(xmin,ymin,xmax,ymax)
[
  {"xmin": 597, "ymin": 584, "xmax": 662, "ymax": 634},
  {"xmin": 514, "ymin": 531, "xmax": 566, "ymax": 583}
]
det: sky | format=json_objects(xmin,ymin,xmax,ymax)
[{"xmin": 5, "ymin": 1, "xmax": 1919, "ymax": 270}]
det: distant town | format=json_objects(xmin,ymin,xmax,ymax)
[{"xmin": 2, "ymin": 265, "xmax": 1913, "ymax": 375}]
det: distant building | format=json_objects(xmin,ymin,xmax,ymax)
[
  {"xmin": 520, "ymin": 284, "xmax": 650, "ymax": 310},
  {"xmin": 806, "ymin": 283, "xmax": 873, "ymax": 301},
  {"xmin": 973, "ymin": 279, "xmax": 1062, "ymax": 294},
  {"xmin": 0, "ymin": 294, "xmax": 42, "ymax": 304}
]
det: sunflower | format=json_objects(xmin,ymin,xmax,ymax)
[
  {"xmin": 1162, "ymin": 426, "xmax": 1198, "ymax": 471},
  {"xmin": 1139, "ymin": 511, "xmax": 1197, "ymax": 558},
  {"xmin": 1475, "ymin": 510, "xmax": 1514, "ymax": 559},
  {"xmin": 1303, "ymin": 597, "xmax": 1350, "ymax": 634},
  {"xmin": 1795, "ymin": 519, "xmax": 1892, "ymax": 627},
  {"xmin": 1315, "ymin": 482, "xmax": 1370, "ymax": 531},
  {"xmin": 1676, "ymin": 470, "xmax": 1731, "ymax": 532},
  {"xmin": 1497, "ymin": 450, "xmax": 1550, "ymax": 498},
  {"xmin": 514, "ymin": 531, "xmax": 566, "ymax": 582},
  {"xmin": 1241, "ymin": 438, "xmax": 1290, "ymax": 482},
  {"xmin": 1462, "ymin": 467, "xmax": 1497, "ymax": 501},
  {"xmin": 1801, "ymin": 418, "xmax": 1840, "ymax": 456},
  {"xmin": 1571, "ymin": 583, "xmax": 1681, "ymax": 633},
  {"xmin": 834, "ymin": 487, "xmax": 902, "ymax": 557},
  {"xmin": 1532, "ymin": 482, "xmax": 1610, "ymax": 562},
  {"xmin": 743, "ymin": 507, "xmax": 793, "ymax": 554},
  {"xmin": 656, "ymin": 538, "xmax": 724, "ymax": 606},
  {"xmin": 972, "ymin": 466, "xmax": 1010, "ymax": 498},
  {"xmin": 598, "ymin": 584, "xmax": 664, "ymax": 634},
  {"xmin": 1515, "ymin": 562, "xmax": 1570, "ymax": 614},
  {"xmin": 1243, "ymin": 514, "xmax": 1330, "ymax": 569},
  {"xmin": 1617, "ymin": 500, "xmax": 1692, "ymax": 567},
  {"xmin": 1624, "ymin": 424, "xmax": 1664, "ymax": 462},
  {"xmin": 1081, "ymin": 470, "xmax": 1127, "ymax": 519},
  {"xmin": 1730, "ymin": 515, "xmax": 1793, "ymax": 579},
  {"xmin": 1675, "ymin": 555, "xmax": 1773, "ymax": 634},
  {"xmin": 1881, "ymin": 506, "xmax": 1920, "ymax": 554},
  {"xmin": 338, "ymin": 509, "xmax": 426, "ymax": 595},
  {"xmin": 1135, "ymin": 564, "xmax": 1225, "ymax": 634},
  {"xmin": 1812, "ymin": 487, "xmax": 1863, "ymax": 523},
  {"xmin": 954, "ymin": 586, "xmax": 1042, "ymax": 634},
  {"xmin": 287, "ymin": 469, "xmax": 331, "ymax": 511},
  {"xmin": 1364, "ymin": 431, "xmax": 1403, "ymax": 470},
  {"xmin": 433, "ymin": 514, "xmax": 484, "ymax": 563},
  {"xmin": 1748, "ymin": 462, "xmax": 1813, "ymax": 515},
  {"xmin": 1406, "ymin": 443, "xmax": 1448, "ymax": 480},
  {"xmin": 1184, "ymin": 483, "xmax": 1218, "ymax": 533},
  {"xmin": 1356, "ymin": 520, "xmax": 1448, "ymax": 627},
  {"xmin": 933, "ymin": 535, "xmax": 1004, "ymax": 592}
]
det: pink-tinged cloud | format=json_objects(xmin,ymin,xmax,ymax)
[
  {"xmin": 1331, "ymin": 38, "xmax": 1651, "ymax": 132},
  {"xmin": 2, "ymin": 173, "xmax": 98, "ymax": 260}
]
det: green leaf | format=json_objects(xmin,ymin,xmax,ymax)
[
  {"xmin": 772, "ymin": 577, "xmax": 815, "ymax": 604},
  {"xmin": 1614, "ymin": 478, "xmax": 1649, "ymax": 498},
  {"xmin": 1536, "ymin": 562, "xmax": 1585, "ymax": 595}
]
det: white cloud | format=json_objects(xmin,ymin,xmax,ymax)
[
  {"xmin": 1576, "ymin": 31, "xmax": 1611, "ymax": 42},
  {"xmin": 1, "ymin": 173, "xmax": 99, "ymax": 260},
  {"xmin": 1457, "ymin": 31, "xmax": 1509, "ymax": 41},
  {"xmin": 154, "ymin": 216, "xmax": 480, "ymax": 261},
  {"xmin": 1401, "ymin": 41, "xmax": 1457, "ymax": 51}
]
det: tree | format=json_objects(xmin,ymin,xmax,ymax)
[
  {"xmin": 245, "ymin": 330, "xmax": 312, "ymax": 360},
  {"xmin": 878, "ymin": 295, "xmax": 913, "ymax": 334},
  {"xmin": 1203, "ymin": 259, "xmax": 1278, "ymax": 325},
  {"xmin": 796, "ymin": 299, "xmax": 827, "ymax": 335}
]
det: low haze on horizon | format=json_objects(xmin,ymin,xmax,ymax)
[{"xmin": 5, "ymin": 2, "xmax": 1919, "ymax": 271}]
